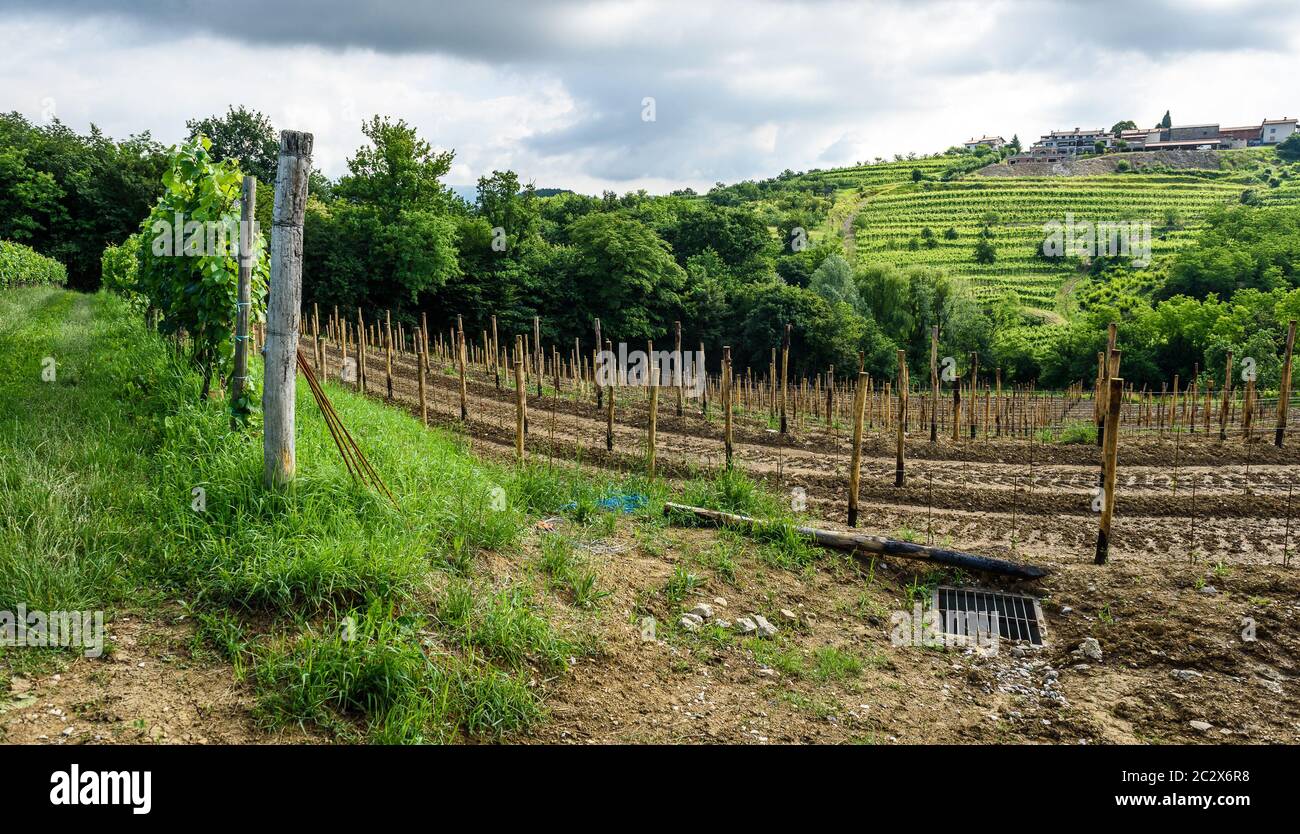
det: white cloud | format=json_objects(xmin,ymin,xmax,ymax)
[{"xmin": 2, "ymin": 1, "xmax": 1297, "ymax": 194}]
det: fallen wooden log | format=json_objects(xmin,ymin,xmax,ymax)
[{"xmin": 663, "ymin": 502, "xmax": 1048, "ymax": 580}]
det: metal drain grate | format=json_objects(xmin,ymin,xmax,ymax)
[{"xmin": 933, "ymin": 587, "xmax": 1046, "ymax": 646}]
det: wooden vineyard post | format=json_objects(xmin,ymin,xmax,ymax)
[
  {"xmin": 417, "ymin": 330, "xmax": 428, "ymax": 426},
  {"xmin": 848, "ymin": 371, "xmax": 868, "ymax": 527},
  {"xmin": 1243, "ymin": 369, "xmax": 1256, "ymax": 444},
  {"xmin": 357, "ymin": 308, "xmax": 367, "ymax": 393},
  {"xmin": 262, "ymin": 129, "xmax": 312, "ymax": 488},
  {"xmin": 594, "ymin": 318, "xmax": 603, "ymax": 408},
  {"xmin": 675, "ymin": 320, "xmax": 684, "ymax": 417},
  {"xmin": 514, "ymin": 336, "xmax": 526, "ymax": 461},
  {"xmin": 1171, "ymin": 375, "xmax": 1180, "ymax": 435},
  {"xmin": 339, "ymin": 319, "xmax": 349, "ymax": 385},
  {"xmin": 700, "ymin": 341, "xmax": 708, "ymax": 417},
  {"xmin": 826, "ymin": 365, "xmax": 834, "ymax": 428},
  {"xmin": 1095, "ymin": 376, "xmax": 1123, "ymax": 564},
  {"xmin": 1188, "ymin": 364, "xmax": 1198, "ymax": 434},
  {"xmin": 952, "ymin": 357, "xmax": 961, "ymax": 442},
  {"xmin": 929, "ymin": 325, "xmax": 938, "ymax": 443},
  {"xmin": 491, "ymin": 316, "xmax": 501, "ymax": 389},
  {"xmin": 456, "ymin": 315, "xmax": 468, "ymax": 421},
  {"xmin": 312, "ymin": 303, "xmax": 323, "ymax": 376},
  {"xmin": 385, "ymin": 310, "xmax": 394, "ymax": 399},
  {"xmin": 968, "ymin": 351, "xmax": 978, "ymax": 440},
  {"xmin": 533, "ymin": 316, "xmax": 543, "ymax": 397},
  {"xmin": 1277, "ymin": 319, "xmax": 1297, "ymax": 447},
  {"xmin": 896, "ymin": 349, "xmax": 908, "ymax": 487},
  {"xmin": 230, "ymin": 175, "xmax": 255, "ymax": 428},
  {"xmin": 995, "ymin": 368, "xmax": 1002, "ymax": 437},
  {"xmin": 605, "ymin": 339, "xmax": 615, "ymax": 452},
  {"xmin": 779, "ymin": 324, "xmax": 790, "ymax": 435},
  {"xmin": 722, "ymin": 346, "xmax": 734, "ymax": 469},
  {"xmin": 1094, "ymin": 352, "xmax": 1105, "ymax": 445},
  {"xmin": 647, "ymin": 339, "xmax": 659, "ymax": 479}
]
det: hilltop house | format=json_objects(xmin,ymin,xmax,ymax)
[
  {"xmin": 963, "ymin": 135, "xmax": 1006, "ymax": 151},
  {"xmin": 1008, "ymin": 116, "xmax": 1297, "ymax": 163}
]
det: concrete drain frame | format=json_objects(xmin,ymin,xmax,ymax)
[{"xmin": 933, "ymin": 586, "xmax": 1047, "ymax": 648}]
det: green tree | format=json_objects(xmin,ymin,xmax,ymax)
[
  {"xmin": 565, "ymin": 212, "xmax": 686, "ymax": 341},
  {"xmin": 809, "ymin": 253, "xmax": 855, "ymax": 306},
  {"xmin": 334, "ymin": 116, "xmax": 456, "ymax": 218},
  {"xmin": 186, "ymin": 105, "xmax": 279, "ymax": 185},
  {"xmin": 1276, "ymin": 133, "xmax": 1300, "ymax": 162}
]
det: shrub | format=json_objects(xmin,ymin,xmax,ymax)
[
  {"xmin": 100, "ymin": 235, "xmax": 146, "ymax": 311},
  {"xmin": 0, "ymin": 241, "xmax": 67, "ymax": 289}
]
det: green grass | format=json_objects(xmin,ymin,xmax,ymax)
[
  {"xmin": 0, "ymin": 288, "xmax": 620, "ymax": 742},
  {"xmin": 0, "ymin": 287, "xmax": 840, "ymax": 742}
]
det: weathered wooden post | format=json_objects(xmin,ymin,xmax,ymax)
[
  {"xmin": 968, "ymin": 351, "xmax": 979, "ymax": 440},
  {"xmin": 594, "ymin": 318, "xmax": 603, "ymax": 408},
  {"xmin": 1095, "ymin": 376, "xmax": 1123, "ymax": 564},
  {"xmin": 722, "ymin": 346, "xmax": 734, "ymax": 469},
  {"xmin": 262, "ymin": 130, "xmax": 312, "ymax": 487},
  {"xmin": 514, "ymin": 335, "xmax": 526, "ymax": 461},
  {"xmin": 674, "ymin": 320, "xmax": 684, "ymax": 417},
  {"xmin": 356, "ymin": 308, "xmax": 367, "ymax": 393},
  {"xmin": 995, "ymin": 368, "xmax": 1002, "ymax": 436},
  {"xmin": 896, "ymin": 349, "xmax": 908, "ymax": 487},
  {"xmin": 1277, "ymin": 319, "xmax": 1297, "ymax": 447},
  {"xmin": 929, "ymin": 325, "xmax": 938, "ymax": 443},
  {"xmin": 848, "ymin": 371, "xmax": 868, "ymax": 527},
  {"xmin": 779, "ymin": 324, "xmax": 790, "ymax": 434},
  {"xmin": 647, "ymin": 339, "xmax": 659, "ymax": 478},
  {"xmin": 604, "ymin": 338, "xmax": 615, "ymax": 452},
  {"xmin": 456, "ymin": 315, "xmax": 468, "ymax": 420},
  {"xmin": 700, "ymin": 341, "xmax": 708, "ymax": 417},
  {"xmin": 491, "ymin": 315, "xmax": 501, "ymax": 389},
  {"xmin": 417, "ymin": 330, "xmax": 428, "ymax": 426},
  {"xmin": 230, "ymin": 175, "xmax": 256, "ymax": 428},
  {"xmin": 385, "ymin": 310, "xmax": 394, "ymax": 399},
  {"xmin": 533, "ymin": 316, "xmax": 543, "ymax": 397}
]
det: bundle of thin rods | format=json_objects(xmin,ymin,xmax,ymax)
[{"xmin": 296, "ymin": 348, "xmax": 397, "ymax": 506}]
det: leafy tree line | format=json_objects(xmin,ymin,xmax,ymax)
[
  {"xmin": 992, "ymin": 205, "xmax": 1300, "ymax": 390},
  {"xmin": 0, "ymin": 112, "xmax": 168, "ymax": 290},
  {"xmin": 8, "ymin": 105, "xmax": 1299, "ymax": 392}
]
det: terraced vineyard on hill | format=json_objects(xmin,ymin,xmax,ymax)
[
  {"xmin": 750, "ymin": 148, "xmax": 1300, "ymax": 316},
  {"xmin": 853, "ymin": 174, "xmax": 1249, "ymax": 308}
]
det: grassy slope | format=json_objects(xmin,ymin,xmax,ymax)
[
  {"xmin": 749, "ymin": 149, "xmax": 1300, "ymax": 315},
  {"xmin": 1, "ymin": 287, "xmax": 813, "ymax": 743},
  {"xmin": 0, "ymin": 288, "xmax": 638, "ymax": 741}
]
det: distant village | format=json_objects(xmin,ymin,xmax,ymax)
[{"xmin": 962, "ymin": 115, "xmax": 1297, "ymax": 165}]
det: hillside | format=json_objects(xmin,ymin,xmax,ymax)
[{"xmin": 730, "ymin": 147, "xmax": 1300, "ymax": 316}]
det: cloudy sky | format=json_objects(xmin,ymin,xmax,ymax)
[{"xmin": 2, "ymin": 0, "xmax": 1298, "ymax": 195}]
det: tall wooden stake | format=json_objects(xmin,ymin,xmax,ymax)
[
  {"xmin": 262, "ymin": 130, "xmax": 312, "ymax": 487},
  {"xmin": 896, "ymin": 349, "xmax": 908, "ymax": 487},
  {"xmin": 1277, "ymin": 319, "xmax": 1296, "ymax": 447},
  {"xmin": 647, "ymin": 339, "xmax": 658, "ymax": 478},
  {"xmin": 230, "ymin": 175, "xmax": 255, "ymax": 428},
  {"xmin": 929, "ymin": 325, "xmax": 938, "ymax": 443},
  {"xmin": 457, "ymin": 315, "xmax": 468, "ymax": 421},
  {"xmin": 514, "ymin": 335, "xmax": 526, "ymax": 462},
  {"xmin": 605, "ymin": 338, "xmax": 615, "ymax": 452},
  {"xmin": 848, "ymin": 371, "xmax": 867, "ymax": 527},
  {"xmin": 723, "ymin": 346, "xmax": 734, "ymax": 469},
  {"xmin": 1095, "ymin": 376, "xmax": 1123, "ymax": 564},
  {"xmin": 779, "ymin": 323, "xmax": 790, "ymax": 435}
]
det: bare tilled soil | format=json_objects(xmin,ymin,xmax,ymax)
[
  {"xmin": 0, "ymin": 610, "xmax": 321, "ymax": 745},
  {"xmin": 297, "ymin": 340, "xmax": 1300, "ymax": 744}
]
